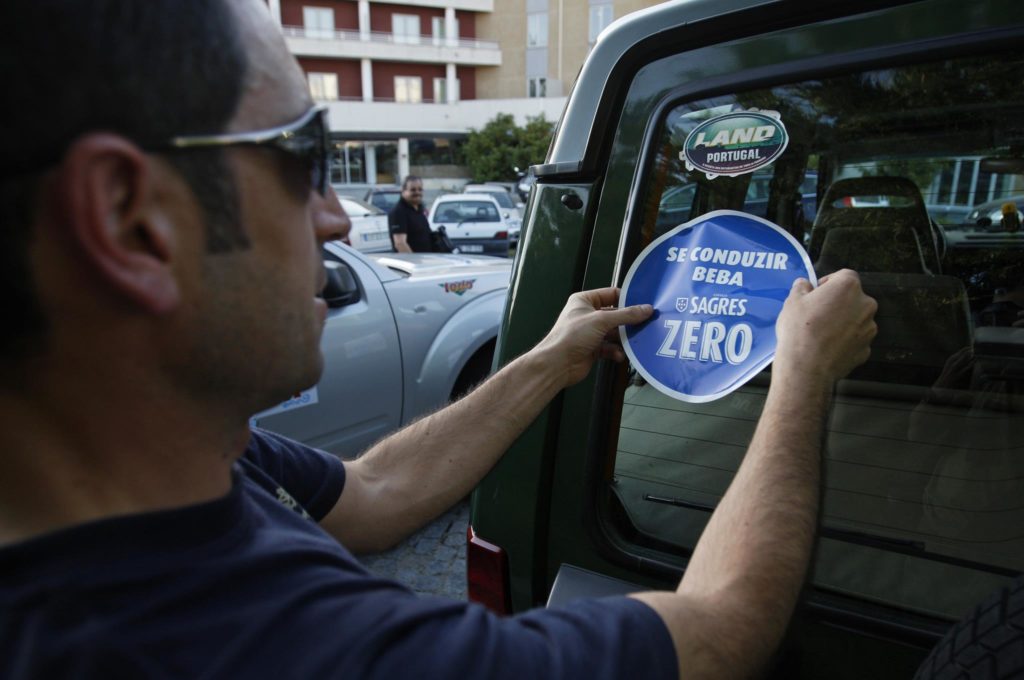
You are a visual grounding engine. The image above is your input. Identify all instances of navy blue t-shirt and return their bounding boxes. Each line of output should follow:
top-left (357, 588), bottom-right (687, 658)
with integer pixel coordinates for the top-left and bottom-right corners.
top-left (0, 429), bottom-right (677, 678)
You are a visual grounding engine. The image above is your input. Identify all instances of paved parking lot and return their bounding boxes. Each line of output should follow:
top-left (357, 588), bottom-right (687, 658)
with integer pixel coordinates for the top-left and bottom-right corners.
top-left (357, 499), bottom-right (469, 600)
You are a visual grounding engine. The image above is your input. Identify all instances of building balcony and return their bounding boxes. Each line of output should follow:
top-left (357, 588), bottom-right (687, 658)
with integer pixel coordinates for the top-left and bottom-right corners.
top-left (283, 27), bottom-right (501, 66)
top-left (321, 96), bottom-right (568, 137)
top-left (367, 0), bottom-right (493, 10)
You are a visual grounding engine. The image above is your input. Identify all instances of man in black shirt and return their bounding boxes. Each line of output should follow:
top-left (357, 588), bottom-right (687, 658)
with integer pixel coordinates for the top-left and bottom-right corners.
top-left (389, 175), bottom-right (433, 252)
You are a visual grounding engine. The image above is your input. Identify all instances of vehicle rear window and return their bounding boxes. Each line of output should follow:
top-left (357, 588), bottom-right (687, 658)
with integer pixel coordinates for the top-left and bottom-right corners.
top-left (434, 201), bottom-right (502, 222)
top-left (469, 190), bottom-right (514, 208)
top-left (605, 50), bottom-right (1024, 622)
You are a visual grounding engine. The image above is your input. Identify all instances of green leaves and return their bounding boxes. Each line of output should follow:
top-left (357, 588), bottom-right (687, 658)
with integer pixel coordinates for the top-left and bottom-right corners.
top-left (465, 113), bottom-right (554, 182)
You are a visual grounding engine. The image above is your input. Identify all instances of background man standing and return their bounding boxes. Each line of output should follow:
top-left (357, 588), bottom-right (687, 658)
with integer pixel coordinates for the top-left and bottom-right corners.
top-left (389, 175), bottom-right (433, 252)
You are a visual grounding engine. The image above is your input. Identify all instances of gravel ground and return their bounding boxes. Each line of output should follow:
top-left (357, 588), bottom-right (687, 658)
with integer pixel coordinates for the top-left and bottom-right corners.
top-left (357, 499), bottom-right (470, 600)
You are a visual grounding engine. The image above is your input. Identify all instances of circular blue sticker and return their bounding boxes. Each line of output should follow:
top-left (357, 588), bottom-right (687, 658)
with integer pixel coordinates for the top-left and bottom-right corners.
top-left (619, 210), bottom-right (815, 403)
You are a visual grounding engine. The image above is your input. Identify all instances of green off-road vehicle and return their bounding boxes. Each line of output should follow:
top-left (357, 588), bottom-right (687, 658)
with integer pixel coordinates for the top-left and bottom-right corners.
top-left (468, 1), bottom-right (1024, 677)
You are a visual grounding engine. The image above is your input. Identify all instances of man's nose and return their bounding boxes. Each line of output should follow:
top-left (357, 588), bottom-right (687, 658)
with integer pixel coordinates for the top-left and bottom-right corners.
top-left (312, 186), bottom-right (351, 244)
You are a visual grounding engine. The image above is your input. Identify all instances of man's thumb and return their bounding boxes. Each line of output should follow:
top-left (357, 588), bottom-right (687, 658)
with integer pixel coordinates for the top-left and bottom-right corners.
top-left (609, 304), bottom-right (654, 328)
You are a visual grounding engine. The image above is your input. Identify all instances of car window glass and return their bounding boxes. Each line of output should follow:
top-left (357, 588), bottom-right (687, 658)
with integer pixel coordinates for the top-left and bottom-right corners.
top-left (435, 201), bottom-right (501, 222)
top-left (471, 190), bottom-right (514, 208)
top-left (606, 50), bottom-right (1024, 622)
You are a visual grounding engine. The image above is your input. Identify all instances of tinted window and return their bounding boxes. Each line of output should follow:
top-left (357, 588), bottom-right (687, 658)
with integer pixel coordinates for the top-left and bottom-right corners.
top-left (606, 51), bottom-right (1024, 621)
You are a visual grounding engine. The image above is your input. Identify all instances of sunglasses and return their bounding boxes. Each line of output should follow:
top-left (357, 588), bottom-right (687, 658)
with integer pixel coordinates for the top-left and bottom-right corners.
top-left (158, 105), bottom-right (331, 196)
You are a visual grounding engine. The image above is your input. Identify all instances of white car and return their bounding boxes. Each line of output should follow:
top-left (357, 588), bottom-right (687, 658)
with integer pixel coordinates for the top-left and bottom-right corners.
top-left (463, 183), bottom-right (524, 221)
top-left (338, 196), bottom-right (391, 253)
top-left (428, 194), bottom-right (519, 256)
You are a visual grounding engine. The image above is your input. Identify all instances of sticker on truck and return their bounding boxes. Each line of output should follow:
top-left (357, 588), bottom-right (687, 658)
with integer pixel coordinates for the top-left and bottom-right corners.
top-left (619, 210), bottom-right (814, 403)
top-left (681, 109), bottom-right (789, 179)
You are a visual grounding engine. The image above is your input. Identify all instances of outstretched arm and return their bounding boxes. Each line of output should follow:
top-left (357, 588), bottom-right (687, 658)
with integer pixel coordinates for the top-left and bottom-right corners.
top-left (321, 288), bottom-right (653, 554)
top-left (631, 269), bottom-right (877, 680)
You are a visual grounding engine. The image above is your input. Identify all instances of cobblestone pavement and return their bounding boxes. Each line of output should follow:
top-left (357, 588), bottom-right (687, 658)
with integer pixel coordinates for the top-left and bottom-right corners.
top-left (358, 499), bottom-right (469, 600)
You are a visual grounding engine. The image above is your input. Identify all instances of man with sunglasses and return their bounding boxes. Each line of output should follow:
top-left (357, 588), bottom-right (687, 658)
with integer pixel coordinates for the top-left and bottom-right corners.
top-left (0, 1), bottom-right (877, 678)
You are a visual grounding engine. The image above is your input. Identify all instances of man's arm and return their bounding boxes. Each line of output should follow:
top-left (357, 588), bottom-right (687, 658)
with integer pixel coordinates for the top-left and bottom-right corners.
top-left (390, 232), bottom-right (412, 253)
top-left (321, 288), bottom-right (653, 553)
top-left (630, 270), bottom-right (877, 680)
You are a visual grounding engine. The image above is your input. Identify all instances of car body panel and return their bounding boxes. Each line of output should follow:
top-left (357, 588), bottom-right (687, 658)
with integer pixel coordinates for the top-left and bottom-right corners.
top-left (254, 246), bottom-right (511, 458)
top-left (338, 196), bottom-right (391, 253)
top-left (253, 248), bottom-right (403, 456)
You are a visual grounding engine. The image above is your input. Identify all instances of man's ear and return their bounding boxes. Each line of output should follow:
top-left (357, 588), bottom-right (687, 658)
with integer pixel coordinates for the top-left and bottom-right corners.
top-left (55, 134), bottom-right (180, 314)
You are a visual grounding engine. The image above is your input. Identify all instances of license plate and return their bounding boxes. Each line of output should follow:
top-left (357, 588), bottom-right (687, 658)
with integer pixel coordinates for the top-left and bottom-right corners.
top-left (362, 232), bottom-right (388, 242)
top-left (461, 244), bottom-right (484, 253)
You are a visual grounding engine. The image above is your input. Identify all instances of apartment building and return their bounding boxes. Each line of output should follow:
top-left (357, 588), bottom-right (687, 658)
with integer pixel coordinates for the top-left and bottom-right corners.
top-left (268, 0), bottom-right (657, 185)
top-left (476, 0), bottom-right (664, 100)
top-left (268, 0), bottom-right (562, 186)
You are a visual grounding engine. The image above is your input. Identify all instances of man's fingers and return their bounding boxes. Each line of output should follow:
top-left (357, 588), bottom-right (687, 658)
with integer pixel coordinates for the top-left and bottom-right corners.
top-left (600, 304), bottom-right (653, 329)
top-left (574, 287), bottom-right (621, 309)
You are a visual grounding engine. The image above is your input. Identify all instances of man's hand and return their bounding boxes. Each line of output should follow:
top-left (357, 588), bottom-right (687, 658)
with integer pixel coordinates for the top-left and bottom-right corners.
top-left (533, 287), bottom-right (653, 388)
top-left (775, 269), bottom-right (878, 386)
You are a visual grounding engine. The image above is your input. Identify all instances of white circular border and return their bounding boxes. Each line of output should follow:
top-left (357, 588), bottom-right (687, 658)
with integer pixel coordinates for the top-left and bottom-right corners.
top-left (618, 209), bottom-right (817, 404)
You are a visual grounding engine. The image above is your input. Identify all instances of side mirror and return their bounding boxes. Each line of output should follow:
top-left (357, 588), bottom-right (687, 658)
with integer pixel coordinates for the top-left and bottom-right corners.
top-left (322, 260), bottom-right (360, 308)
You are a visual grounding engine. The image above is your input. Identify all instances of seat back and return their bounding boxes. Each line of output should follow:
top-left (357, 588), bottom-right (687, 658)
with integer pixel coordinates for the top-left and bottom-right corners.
top-left (815, 224), bottom-right (928, 275)
top-left (810, 176), bottom-right (941, 273)
top-left (851, 273), bottom-right (972, 386)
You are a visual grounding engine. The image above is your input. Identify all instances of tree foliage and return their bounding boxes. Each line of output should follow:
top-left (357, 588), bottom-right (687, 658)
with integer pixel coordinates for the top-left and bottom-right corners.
top-left (465, 113), bottom-right (554, 182)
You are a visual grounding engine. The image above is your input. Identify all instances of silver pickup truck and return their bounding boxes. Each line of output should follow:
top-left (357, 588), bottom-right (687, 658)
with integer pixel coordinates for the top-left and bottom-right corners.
top-left (253, 244), bottom-right (512, 458)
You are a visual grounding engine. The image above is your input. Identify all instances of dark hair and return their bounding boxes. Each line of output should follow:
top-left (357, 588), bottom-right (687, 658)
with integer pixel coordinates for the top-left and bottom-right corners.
top-left (0, 0), bottom-right (249, 359)
top-left (402, 175), bottom-right (423, 189)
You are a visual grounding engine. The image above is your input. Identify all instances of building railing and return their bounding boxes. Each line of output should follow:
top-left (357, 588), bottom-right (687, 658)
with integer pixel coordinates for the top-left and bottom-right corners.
top-left (282, 26), bottom-right (499, 51)
top-left (314, 95), bottom-right (461, 104)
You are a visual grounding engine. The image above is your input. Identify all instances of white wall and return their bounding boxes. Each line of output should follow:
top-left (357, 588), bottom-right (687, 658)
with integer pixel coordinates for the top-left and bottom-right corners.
top-left (325, 97), bottom-right (568, 136)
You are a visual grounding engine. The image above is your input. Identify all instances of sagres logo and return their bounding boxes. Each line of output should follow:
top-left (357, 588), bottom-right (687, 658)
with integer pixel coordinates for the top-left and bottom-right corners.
top-left (440, 279), bottom-right (476, 295)
top-left (681, 109), bottom-right (788, 180)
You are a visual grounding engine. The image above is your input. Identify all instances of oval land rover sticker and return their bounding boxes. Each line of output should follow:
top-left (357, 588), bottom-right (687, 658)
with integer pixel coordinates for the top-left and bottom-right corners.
top-left (681, 110), bottom-right (788, 180)
top-left (619, 210), bottom-right (815, 403)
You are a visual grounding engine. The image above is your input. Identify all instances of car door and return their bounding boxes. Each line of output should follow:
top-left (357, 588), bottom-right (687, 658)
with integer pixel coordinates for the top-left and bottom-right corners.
top-left (252, 244), bottom-right (403, 458)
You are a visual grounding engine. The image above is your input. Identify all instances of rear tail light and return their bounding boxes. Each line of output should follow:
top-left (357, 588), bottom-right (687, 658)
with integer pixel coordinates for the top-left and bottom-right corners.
top-left (841, 196), bottom-right (853, 207)
top-left (467, 525), bottom-right (512, 615)
top-left (493, 231), bottom-right (508, 240)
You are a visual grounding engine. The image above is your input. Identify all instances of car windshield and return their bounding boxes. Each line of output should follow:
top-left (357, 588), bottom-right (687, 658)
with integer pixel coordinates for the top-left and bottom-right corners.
top-left (469, 190), bottom-right (514, 208)
top-left (434, 201), bottom-right (501, 223)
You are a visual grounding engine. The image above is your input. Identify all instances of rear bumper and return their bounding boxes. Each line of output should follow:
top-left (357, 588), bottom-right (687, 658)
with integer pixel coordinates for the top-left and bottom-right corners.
top-left (452, 238), bottom-right (511, 257)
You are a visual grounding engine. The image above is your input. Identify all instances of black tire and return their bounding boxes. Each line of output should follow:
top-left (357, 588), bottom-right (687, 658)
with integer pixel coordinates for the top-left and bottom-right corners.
top-left (915, 577), bottom-right (1024, 679)
top-left (450, 340), bottom-right (495, 401)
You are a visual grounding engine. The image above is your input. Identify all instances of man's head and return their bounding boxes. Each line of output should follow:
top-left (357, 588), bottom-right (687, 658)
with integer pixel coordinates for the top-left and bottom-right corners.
top-left (2, 0), bottom-right (344, 417)
top-left (1, 0), bottom-right (249, 363)
top-left (401, 175), bottom-right (425, 209)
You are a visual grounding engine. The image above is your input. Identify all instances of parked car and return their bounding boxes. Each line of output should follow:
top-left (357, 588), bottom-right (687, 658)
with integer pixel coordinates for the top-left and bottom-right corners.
top-left (470, 2), bottom-right (1024, 679)
top-left (515, 168), bottom-right (536, 203)
top-left (428, 193), bottom-right (518, 256)
top-left (962, 194), bottom-right (1024, 230)
top-left (463, 183), bottom-right (524, 221)
top-left (252, 244), bottom-right (511, 458)
top-left (655, 172), bottom-right (818, 235)
top-left (364, 185), bottom-right (401, 212)
top-left (337, 196), bottom-right (391, 253)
